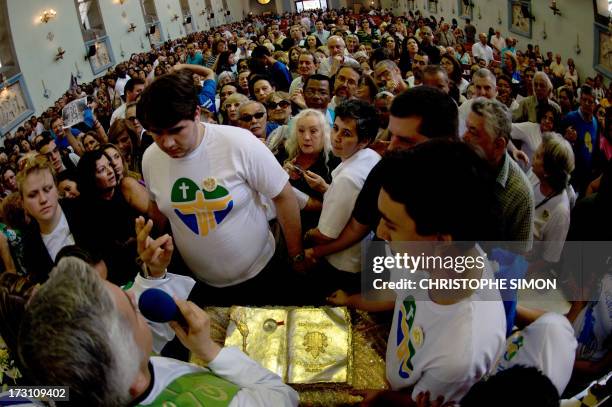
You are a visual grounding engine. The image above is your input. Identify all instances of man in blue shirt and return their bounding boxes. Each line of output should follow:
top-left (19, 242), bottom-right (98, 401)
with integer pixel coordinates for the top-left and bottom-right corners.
top-left (249, 46), bottom-right (292, 92)
top-left (562, 84), bottom-right (598, 194)
top-left (185, 43), bottom-right (205, 66)
top-left (172, 64), bottom-right (217, 114)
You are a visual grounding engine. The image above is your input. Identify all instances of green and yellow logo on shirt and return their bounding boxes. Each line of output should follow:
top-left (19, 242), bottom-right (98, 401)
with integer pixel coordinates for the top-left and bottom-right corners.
top-left (171, 177), bottom-right (233, 237)
top-left (396, 296), bottom-right (417, 379)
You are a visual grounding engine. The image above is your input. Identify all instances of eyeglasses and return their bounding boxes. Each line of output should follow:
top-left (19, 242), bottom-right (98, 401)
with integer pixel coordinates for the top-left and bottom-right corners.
top-left (239, 111), bottom-right (265, 122)
top-left (267, 100), bottom-right (291, 110)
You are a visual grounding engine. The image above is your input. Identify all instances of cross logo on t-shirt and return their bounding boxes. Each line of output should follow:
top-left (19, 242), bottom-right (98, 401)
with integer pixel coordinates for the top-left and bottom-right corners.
top-left (171, 177), bottom-right (234, 237)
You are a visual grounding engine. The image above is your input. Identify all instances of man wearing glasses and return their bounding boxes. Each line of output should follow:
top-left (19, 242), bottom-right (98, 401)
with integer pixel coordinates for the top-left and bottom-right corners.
top-left (237, 101), bottom-right (276, 143)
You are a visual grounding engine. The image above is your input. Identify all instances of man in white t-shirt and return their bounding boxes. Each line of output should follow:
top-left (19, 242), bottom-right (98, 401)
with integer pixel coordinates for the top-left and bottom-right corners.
top-left (329, 139), bottom-right (506, 405)
top-left (490, 30), bottom-right (505, 54)
top-left (114, 63), bottom-right (132, 97)
top-left (570, 273), bottom-right (612, 383)
top-left (110, 78), bottom-right (145, 126)
top-left (137, 70), bottom-right (305, 306)
top-left (318, 36), bottom-right (359, 78)
top-left (472, 33), bottom-right (494, 66)
top-left (289, 50), bottom-right (319, 95)
top-left (346, 141), bottom-right (506, 405)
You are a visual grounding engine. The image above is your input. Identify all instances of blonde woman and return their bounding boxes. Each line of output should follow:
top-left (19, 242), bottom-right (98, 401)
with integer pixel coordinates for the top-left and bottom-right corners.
top-left (222, 93), bottom-right (249, 126)
top-left (282, 109), bottom-right (335, 230)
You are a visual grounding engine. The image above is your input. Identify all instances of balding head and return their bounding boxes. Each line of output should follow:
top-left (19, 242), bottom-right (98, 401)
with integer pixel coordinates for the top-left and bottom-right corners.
top-left (327, 35), bottom-right (346, 57)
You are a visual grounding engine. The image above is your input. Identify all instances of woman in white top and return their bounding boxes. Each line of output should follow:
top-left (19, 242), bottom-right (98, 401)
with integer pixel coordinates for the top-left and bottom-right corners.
top-left (304, 100), bottom-right (381, 293)
top-left (510, 104), bottom-right (558, 166)
top-left (529, 132), bottom-right (575, 269)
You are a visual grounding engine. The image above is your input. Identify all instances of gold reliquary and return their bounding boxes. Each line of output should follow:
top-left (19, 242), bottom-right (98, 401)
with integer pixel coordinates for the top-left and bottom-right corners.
top-left (225, 306), bottom-right (353, 384)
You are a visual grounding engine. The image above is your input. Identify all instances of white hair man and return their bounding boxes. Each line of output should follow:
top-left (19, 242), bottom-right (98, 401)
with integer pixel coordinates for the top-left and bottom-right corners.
top-left (317, 35), bottom-right (359, 77)
top-left (463, 97), bottom-right (534, 251)
top-left (436, 22), bottom-right (456, 47)
top-left (373, 60), bottom-right (408, 95)
top-left (512, 71), bottom-right (561, 123)
top-left (17, 219), bottom-right (299, 406)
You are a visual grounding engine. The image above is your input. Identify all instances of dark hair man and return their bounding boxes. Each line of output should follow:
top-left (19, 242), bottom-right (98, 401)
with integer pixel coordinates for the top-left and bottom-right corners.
top-left (562, 84), bottom-right (600, 194)
top-left (110, 78), bottom-right (146, 125)
top-left (137, 71), bottom-right (305, 306)
top-left (248, 45), bottom-right (292, 91)
top-left (331, 64), bottom-right (362, 111)
top-left (301, 74), bottom-right (333, 125)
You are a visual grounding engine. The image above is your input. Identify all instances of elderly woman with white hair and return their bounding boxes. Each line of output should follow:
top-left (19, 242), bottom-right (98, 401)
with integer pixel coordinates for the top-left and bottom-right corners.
top-left (282, 109), bottom-right (337, 230)
top-left (528, 132), bottom-right (575, 272)
top-left (512, 71), bottom-right (561, 123)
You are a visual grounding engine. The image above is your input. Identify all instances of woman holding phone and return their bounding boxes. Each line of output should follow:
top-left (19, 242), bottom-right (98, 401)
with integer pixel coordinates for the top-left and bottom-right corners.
top-left (282, 109), bottom-right (337, 231)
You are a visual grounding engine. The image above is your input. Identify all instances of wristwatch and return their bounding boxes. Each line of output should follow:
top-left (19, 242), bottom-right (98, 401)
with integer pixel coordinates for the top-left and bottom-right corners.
top-left (291, 252), bottom-right (305, 263)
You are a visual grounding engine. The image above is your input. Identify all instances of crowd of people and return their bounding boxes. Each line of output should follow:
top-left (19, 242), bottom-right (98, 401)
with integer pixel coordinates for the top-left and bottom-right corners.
top-left (0, 6), bottom-right (609, 407)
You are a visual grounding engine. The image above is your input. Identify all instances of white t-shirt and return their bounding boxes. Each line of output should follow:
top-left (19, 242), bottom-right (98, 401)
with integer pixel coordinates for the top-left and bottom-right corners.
top-left (530, 173), bottom-right (571, 263)
top-left (318, 56), bottom-right (359, 77)
top-left (573, 274), bottom-right (612, 363)
top-left (491, 35), bottom-right (505, 52)
top-left (386, 246), bottom-right (506, 402)
top-left (511, 122), bottom-right (543, 165)
top-left (471, 43), bottom-right (494, 65)
top-left (115, 75), bottom-right (131, 96)
top-left (143, 123), bottom-right (289, 287)
top-left (142, 349), bottom-right (299, 406)
top-left (319, 148), bottom-right (381, 272)
top-left (110, 103), bottom-right (127, 126)
top-left (41, 209), bottom-right (75, 262)
top-left (496, 312), bottom-right (577, 395)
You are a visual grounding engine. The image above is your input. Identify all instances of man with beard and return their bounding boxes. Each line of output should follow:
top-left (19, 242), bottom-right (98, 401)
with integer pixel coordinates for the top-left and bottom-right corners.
top-left (114, 63), bottom-right (132, 97)
top-left (329, 64), bottom-right (361, 112)
top-left (407, 52), bottom-right (428, 88)
top-left (373, 60), bottom-right (408, 96)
